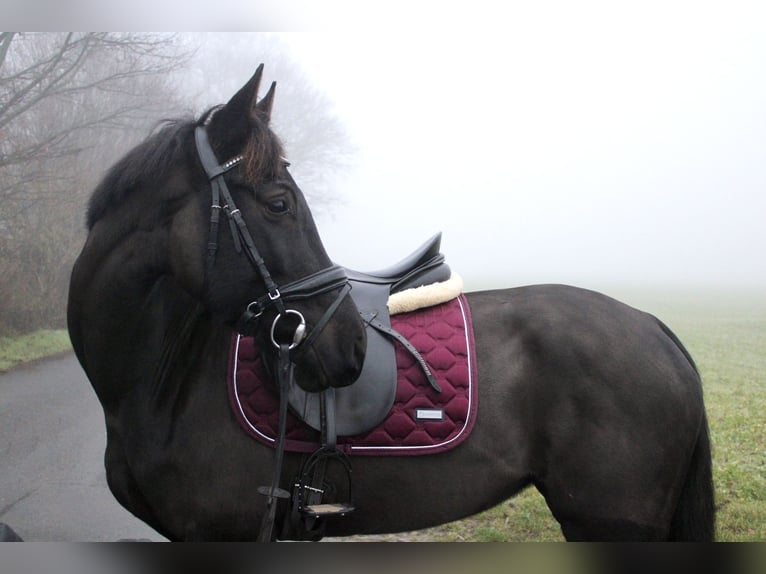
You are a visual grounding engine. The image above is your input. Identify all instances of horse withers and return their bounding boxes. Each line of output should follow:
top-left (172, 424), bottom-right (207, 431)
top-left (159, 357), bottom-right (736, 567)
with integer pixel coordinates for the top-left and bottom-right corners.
top-left (67, 65), bottom-right (714, 541)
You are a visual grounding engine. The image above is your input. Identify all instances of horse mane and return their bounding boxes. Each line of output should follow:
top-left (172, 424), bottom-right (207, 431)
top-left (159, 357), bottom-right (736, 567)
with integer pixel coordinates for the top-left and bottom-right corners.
top-left (85, 107), bottom-right (286, 230)
top-left (86, 117), bottom-right (197, 230)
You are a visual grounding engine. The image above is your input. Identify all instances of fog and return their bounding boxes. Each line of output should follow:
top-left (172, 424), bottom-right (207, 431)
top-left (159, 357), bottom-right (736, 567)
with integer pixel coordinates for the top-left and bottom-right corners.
top-left (272, 15), bottom-right (766, 291)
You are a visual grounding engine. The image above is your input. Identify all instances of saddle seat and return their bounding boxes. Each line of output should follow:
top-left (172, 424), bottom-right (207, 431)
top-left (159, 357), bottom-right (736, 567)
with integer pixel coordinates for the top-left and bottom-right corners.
top-left (344, 232), bottom-right (451, 293)
top-left (286, 233), bottom-right (453, 439)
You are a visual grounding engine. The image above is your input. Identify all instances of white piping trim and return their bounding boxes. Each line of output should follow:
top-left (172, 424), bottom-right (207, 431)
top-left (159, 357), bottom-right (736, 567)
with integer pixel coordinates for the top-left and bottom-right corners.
top-left (231, 295), bottom-right (475, 453)
top-left (232, 334), bottom-right (276, 444)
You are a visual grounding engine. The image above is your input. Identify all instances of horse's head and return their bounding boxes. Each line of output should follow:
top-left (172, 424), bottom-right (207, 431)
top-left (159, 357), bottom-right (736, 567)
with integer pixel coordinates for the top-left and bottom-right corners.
top-left (169, 65), bottom-right (365, 391)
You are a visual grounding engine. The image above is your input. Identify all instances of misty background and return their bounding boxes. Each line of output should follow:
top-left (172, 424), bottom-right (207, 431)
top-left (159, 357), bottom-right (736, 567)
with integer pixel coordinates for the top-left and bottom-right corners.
top-left (183, 17), bottom-right (766, 291)
top-left (1, 10), bottom-right (764, 334)
top-left (282, 21), bottom-right (766, 291)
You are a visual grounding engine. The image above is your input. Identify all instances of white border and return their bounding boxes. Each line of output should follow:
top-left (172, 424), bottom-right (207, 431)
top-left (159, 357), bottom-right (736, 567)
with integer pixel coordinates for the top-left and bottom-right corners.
top-left (232, 334), bottom-right (277, 444)
top-left (231, 295), bottom-right (475, 453)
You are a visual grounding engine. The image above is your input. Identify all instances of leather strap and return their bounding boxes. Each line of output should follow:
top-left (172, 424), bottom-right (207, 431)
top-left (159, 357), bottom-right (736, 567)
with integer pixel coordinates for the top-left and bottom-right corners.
top-left (257, 343), bottom-right (293, 542)
top-left (292, 283), bottom-right (351, 360)
top-left (320, 388), bottom-right (337, 449)
top-left (364, 313), bottom-right (442, 393)
top-left (195, 125), bottom-right (352, 338)
top-left (195, 126), bottom-right (283, 307)
top-left (195, 124), bottom-right (359, 542)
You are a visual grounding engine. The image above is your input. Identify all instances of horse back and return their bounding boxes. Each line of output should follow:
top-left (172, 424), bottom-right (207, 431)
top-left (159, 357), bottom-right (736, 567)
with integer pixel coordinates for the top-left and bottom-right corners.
top-left (465, 284), bottom-right (706, 538)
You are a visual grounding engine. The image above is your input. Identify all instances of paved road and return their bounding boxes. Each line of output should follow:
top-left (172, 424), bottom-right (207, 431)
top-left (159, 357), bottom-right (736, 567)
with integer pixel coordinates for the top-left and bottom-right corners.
top-left (0, 354), bottom-right (165, 541)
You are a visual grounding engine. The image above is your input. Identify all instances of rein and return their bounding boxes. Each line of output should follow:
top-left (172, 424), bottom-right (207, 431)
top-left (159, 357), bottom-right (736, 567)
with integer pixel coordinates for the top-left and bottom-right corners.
top-left (194, 125), bottom-right (352, 541)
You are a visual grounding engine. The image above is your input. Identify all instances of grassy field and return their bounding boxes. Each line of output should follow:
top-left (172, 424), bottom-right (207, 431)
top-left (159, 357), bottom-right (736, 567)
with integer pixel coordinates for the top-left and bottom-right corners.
top-left (0, 329), bottom-right (72, 371)
top-left (354, 287), bottom-right (766, 541)
top-left (661, 289), bottom-right (766, 542)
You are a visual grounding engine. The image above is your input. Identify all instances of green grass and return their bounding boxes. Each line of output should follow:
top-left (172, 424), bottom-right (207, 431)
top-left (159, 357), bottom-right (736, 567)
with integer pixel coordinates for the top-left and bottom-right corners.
top-left (645, 289), bottom-right (766, 542)
top-left (0, 329), bottom-right (72, 371)
top-left (412, 488), bottom-right (565, 542)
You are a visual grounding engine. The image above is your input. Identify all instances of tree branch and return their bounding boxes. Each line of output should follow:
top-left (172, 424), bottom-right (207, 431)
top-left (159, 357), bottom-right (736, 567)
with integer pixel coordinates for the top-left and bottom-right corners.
top-left (0, 32), bottom-right (16, 69)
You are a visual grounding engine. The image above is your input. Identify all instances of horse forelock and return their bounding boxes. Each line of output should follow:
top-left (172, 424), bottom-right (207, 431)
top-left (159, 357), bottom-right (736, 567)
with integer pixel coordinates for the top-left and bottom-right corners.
top-left (207, 107), bottom-right (286, 185)
top-left (241, 120), bottom-right (287, 185)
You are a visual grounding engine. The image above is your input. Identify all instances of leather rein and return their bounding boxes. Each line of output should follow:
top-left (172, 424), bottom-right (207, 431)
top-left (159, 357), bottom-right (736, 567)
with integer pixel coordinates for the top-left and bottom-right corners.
top-left (194, 125), bottom-right (353, 541)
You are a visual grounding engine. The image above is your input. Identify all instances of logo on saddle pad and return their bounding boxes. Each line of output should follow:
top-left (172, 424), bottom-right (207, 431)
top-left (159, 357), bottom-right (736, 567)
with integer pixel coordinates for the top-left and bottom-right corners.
top-left (227, 295), bottom-right (478, 456)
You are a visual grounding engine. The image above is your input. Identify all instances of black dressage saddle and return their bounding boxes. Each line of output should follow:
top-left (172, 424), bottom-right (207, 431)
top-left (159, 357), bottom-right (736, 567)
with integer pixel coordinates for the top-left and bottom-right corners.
top-left (286, 233), bottom-right (451, 440)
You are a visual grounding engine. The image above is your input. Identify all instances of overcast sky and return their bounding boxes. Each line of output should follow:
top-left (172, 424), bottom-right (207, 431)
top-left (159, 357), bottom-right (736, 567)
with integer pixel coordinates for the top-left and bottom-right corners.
top-left (274, 11), bottom-right (766, 291)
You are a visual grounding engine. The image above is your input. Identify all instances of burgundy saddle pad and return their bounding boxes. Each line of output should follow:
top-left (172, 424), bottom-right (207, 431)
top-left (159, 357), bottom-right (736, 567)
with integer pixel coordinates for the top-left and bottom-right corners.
top-left (227, 294), bottom-right (478, 456)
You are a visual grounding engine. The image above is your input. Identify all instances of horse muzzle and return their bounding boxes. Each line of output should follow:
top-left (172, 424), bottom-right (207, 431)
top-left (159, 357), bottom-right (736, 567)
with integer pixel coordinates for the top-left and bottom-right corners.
top-left (293, 329), bottom-right (366, 392)
top-left (236, 264), bottom-right (366, 392)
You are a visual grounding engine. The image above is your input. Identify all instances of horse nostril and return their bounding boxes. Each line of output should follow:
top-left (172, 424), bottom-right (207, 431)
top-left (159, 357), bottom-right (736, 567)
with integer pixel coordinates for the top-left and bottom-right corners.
top-left (347, 362), bottom-right (363, 385)
top-left (349, 337), bottom-right (366, 382)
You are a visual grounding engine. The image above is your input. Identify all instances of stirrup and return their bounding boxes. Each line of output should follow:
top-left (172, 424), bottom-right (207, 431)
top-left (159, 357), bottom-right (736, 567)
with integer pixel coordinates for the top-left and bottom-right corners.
top-left (293, 447), bottom-right (354, 519)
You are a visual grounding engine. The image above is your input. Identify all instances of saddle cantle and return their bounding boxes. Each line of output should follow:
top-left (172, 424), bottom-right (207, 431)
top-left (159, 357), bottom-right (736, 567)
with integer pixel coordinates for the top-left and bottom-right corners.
top-left (286, 233), bottom-right (452, 437)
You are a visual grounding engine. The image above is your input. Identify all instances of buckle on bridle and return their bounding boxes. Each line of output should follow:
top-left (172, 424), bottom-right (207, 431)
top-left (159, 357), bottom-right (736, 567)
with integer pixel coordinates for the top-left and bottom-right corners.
top-left (246, 300), bottom-right (266, 319)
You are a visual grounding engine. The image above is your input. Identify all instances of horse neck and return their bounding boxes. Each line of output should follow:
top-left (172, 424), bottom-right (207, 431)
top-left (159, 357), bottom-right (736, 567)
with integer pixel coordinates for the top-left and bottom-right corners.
top-left (145, 291), bottom-right (228, 410)
top-left (70, 210), bottom-right (227, 411)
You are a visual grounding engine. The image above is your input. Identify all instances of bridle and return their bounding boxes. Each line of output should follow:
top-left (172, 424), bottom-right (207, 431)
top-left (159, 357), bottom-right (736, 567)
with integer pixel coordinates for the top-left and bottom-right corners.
top-left (194, 125), bottom-right (352, 350)
top-left (195, 124), bottom-right (356, 541)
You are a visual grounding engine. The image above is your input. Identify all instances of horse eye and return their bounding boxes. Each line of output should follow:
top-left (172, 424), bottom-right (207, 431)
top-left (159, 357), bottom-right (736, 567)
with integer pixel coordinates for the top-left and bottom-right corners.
top-left (266, 198), bottom-right (289, 215)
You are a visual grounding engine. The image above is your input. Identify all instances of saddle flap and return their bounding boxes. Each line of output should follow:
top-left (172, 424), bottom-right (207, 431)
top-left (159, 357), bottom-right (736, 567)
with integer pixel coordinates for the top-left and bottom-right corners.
top-left (286, 278), bottom-right (398, 436)
top-left (286, 234), bottom-right (457, 436)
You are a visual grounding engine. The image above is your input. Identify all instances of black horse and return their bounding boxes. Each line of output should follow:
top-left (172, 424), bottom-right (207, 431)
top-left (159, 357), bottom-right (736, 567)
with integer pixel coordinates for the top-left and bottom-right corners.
top-left (67, 66), bottom-right (714, 541)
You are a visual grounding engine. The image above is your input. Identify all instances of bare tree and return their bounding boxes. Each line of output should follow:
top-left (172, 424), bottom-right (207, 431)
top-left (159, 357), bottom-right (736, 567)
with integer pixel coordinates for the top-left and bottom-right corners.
top-left (0, 33), bottom-right (192, 222)
top-left (0, 32), bottom-right (192, 333)
top-left (0, 32), bottom-right (354, 334)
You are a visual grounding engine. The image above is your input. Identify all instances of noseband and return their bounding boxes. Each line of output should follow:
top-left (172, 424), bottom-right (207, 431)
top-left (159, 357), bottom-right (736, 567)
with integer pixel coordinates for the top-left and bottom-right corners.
top-left (194, 125), bottom-right (351, 350)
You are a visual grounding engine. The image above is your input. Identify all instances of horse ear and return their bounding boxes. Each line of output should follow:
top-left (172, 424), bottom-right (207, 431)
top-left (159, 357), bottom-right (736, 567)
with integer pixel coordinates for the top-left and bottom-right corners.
top-left (206, 65), bottom-right (267, 156)
top-left (221, 64), bottom-right (264, 122)
top-left (254, 81), bottom-right (276, 123)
